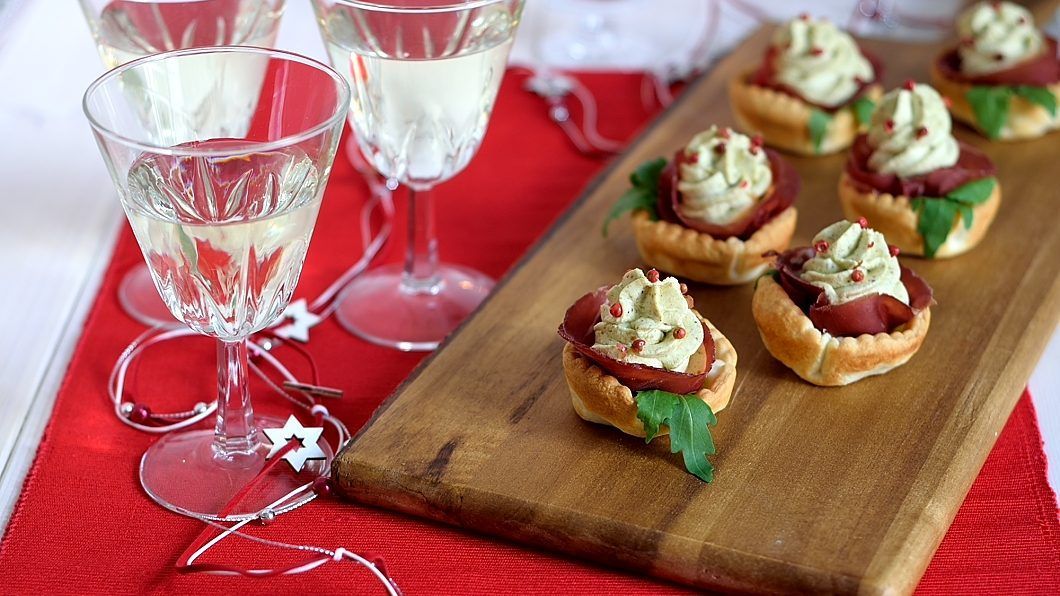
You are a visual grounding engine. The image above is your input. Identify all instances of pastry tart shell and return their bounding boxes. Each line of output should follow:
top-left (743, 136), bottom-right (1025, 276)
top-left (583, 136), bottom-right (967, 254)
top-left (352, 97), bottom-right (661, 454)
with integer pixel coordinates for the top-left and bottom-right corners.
top-left (630, 206), bottom-right (797, 285)
top-left (562, 316), bottom-right (737, 438)
top-left (837, 171), bottom-right (1001, 259)
top-left (751, 275), bottom-right (931, 387)
top-left (931, 61), bottom-right (1060, 140)
top-left (728, 74), bottom-right (882, 156)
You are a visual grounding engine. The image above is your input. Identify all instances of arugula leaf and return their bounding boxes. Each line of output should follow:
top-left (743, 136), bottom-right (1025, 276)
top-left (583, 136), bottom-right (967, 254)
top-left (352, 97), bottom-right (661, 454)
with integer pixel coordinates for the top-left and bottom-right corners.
top-left (852, 97), bottom-right (876, 127)
top-left (635, 389), bottom-right (718, 482)
top-left (946, 177), bottom-right (996, 205)
top-left (967, 85), bottom-right (1012, 140)
top-left (911, 197), bottom-right (960, 258)
top-left (636, 390), bottom-right (675, 441)
top-left (808, 108), bottom-right (831, 154)
top-left (957, 203), bottom-right (975, 230)
top-left (603, 157), bottom-right (666, 237)
top-left (1013, 85), bottom-right (1058, 117)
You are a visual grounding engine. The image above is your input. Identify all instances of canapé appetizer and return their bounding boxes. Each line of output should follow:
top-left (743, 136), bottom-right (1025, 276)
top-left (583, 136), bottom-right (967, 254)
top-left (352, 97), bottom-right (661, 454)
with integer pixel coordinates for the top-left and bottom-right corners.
top-left (752, 220), bottom-right (933, 386)
top-left (729, 14), bottom-right (883, 155)
top-left (606, 126), bottom-right (799, 285)
top-left (838, 82), bottom-right (1000, 258)
top-left (558, 268), bottom-right (737, 481)
top-left (932, 1), bottom-right (1060, 140)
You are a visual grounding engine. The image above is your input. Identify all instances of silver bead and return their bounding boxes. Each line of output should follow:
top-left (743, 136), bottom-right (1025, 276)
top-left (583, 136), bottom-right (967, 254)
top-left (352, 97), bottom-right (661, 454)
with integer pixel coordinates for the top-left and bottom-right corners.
top-left (120, 402), bottom-right (134, 416)
top-left (258, 509), bottom-right (276, 525)
top-left (193, 402), bottom-right (208, 414)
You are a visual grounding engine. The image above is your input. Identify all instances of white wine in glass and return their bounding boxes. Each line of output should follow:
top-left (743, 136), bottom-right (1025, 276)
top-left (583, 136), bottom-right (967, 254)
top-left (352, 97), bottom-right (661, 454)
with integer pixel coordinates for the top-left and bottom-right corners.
top-left (313, 0), bottom-right (524, 351)
top-left (79, 0), bottom-right (287, 327)
top-left (84, 47), bottom-right (349, 519)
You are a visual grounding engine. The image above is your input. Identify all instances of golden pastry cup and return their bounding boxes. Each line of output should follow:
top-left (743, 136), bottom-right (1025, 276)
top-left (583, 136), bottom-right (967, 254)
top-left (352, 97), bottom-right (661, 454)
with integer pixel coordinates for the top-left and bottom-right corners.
top-left (562, 315), bottom-right (737, 438)
top-left (751, 275), bottom-right (931, 387)
top-left (630, 206), bottom-right (797, 285)
top-left (931, 60), bottom-right (1060, 141)
top-left (728, 74), bottom-right (883, 156)
top-left (837, 172), bottom-right (1001, 259)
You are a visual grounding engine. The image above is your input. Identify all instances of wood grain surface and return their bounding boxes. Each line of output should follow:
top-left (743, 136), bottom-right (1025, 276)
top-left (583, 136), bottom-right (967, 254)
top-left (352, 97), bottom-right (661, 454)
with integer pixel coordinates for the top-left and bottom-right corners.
top-left (333, 25), bottom-right (1060, 594)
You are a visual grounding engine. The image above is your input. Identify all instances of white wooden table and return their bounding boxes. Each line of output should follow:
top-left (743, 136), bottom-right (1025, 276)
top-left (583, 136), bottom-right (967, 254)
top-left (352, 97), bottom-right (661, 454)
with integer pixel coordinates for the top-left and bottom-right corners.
top-left (0, 1), bottom-right (1055, 530)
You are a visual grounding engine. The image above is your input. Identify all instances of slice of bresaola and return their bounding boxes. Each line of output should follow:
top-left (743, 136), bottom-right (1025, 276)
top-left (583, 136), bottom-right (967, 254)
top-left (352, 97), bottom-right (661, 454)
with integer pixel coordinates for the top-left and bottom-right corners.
top-left (747, 46), bottom-right (885, 112)
top-left (656, 148), bottom-right (800, 241)
top-left (936, 37), bottom-right (1059, 87)
top-left (558, 288), bottom-right (715, 394)
top-left (844, 134), bottom-right (996, 198)
top-left (774, 247), bottom-right (933, 337)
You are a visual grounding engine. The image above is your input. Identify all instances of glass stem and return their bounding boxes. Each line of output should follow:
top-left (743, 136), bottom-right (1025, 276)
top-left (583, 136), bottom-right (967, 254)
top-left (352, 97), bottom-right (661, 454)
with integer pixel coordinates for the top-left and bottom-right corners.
top-left (402, 184), bottom-right (440, 292)
top-left (214, 338), bottom-right (256, 456)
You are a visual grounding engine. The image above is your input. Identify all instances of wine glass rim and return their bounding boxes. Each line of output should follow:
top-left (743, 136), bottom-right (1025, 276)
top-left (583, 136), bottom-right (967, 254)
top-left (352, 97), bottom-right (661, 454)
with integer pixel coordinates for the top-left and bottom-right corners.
top-left (328, 0), bottom-right (510, 14)
top-left (82, 45), bottom-right (351, 158)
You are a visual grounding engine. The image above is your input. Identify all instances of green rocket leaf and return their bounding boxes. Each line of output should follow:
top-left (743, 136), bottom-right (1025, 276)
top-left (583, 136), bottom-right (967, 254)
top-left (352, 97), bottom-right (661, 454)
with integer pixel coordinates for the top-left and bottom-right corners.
top-left (603, 157), bottom-right (666, 237)
top-left (1013, 85), bottom-right (1058, 117)
top-left (635, 389), bottom-right (718, 482)
top-left (967, 85), bottom-right (1012, 140)
top-left (911, 197), bottom-right (960, 259)
top-left (852, 96), bottom-right (876, 127)
top-left (946, 177), bottom-right (996, 205)
top-left (808, 108), bottom-right (831, 154)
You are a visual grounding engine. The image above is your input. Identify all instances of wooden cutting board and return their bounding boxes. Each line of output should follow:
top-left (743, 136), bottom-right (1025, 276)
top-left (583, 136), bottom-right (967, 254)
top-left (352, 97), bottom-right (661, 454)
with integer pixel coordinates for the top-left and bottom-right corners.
top-left (332, 24), bottom-right (1060, 595)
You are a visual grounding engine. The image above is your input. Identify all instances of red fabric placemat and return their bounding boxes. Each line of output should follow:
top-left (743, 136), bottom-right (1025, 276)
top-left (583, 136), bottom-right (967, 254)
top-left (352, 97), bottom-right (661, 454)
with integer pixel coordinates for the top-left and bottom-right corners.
top-left (1, 72), bottom-right (1057, 594)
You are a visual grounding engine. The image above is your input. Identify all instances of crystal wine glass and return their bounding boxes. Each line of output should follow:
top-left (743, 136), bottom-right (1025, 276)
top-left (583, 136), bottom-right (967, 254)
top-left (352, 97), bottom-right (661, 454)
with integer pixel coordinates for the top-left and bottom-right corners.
top-left (311, 0), bottom-right (525, 351)
top-left (83, 47), bottom-right (350, 519)
top-left (79, 0), bottom-right (287, 327)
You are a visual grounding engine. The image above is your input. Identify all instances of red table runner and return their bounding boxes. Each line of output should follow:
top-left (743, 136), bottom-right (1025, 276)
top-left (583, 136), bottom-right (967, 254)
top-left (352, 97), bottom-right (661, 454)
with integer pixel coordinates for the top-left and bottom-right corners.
top-left (1, 73), bottom-right (1057, 594)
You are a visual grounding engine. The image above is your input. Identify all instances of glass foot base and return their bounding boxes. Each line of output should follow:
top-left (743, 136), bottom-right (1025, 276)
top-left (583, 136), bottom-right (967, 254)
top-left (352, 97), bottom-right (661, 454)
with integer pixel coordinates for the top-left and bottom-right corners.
top-left (118, 265), bottom-right (175, 327)
top-left (139, 416), bottom-right (331, 520)
top-left (336, 263), bottom-right (494, 351)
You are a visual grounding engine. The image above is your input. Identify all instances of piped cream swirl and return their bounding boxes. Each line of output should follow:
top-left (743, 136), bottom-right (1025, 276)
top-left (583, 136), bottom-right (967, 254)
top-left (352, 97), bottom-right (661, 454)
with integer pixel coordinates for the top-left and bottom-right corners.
top-left (677, 126), bottom-right (772, 225)
top-left (593, 269), bottom-right (704, 372)
top-left (770, 16), bottom-right (874, 108)
top-left (800, 220), bottom-right (908, 306)
top-left (957, 1), bottom-right (1044, 76)
top-left (866, 83), bottom-right (959, 178)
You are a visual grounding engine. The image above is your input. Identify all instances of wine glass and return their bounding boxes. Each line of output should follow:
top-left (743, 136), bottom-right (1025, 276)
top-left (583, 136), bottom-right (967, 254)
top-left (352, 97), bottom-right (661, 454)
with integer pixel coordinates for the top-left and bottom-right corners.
top-left (79, 0), bottom-right (287, 327)
top-left (83, 47), bottom-right (350, 519)
top-left (311, 0), bottom-right (525, 351)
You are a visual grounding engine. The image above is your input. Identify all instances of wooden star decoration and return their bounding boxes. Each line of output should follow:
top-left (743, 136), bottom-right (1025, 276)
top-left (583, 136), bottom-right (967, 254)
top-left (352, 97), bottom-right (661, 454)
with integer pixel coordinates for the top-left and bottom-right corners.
top-left (263, 415), bottom-right (327, 473)
top-left (272, 299), bottom-right (322, 343)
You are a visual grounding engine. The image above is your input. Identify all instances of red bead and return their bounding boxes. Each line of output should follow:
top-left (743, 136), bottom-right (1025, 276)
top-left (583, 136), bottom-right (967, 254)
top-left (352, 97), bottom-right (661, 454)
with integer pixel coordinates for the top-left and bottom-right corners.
top-left (751, 134), bottom-right (763, 147)
top-left (814, 240), bottom-right (829, 253)
top-left (609, 303), bottom-right (623, 318)
top-left (646, 268), bottom-right (660, 282)
top-left (739, 180), bottom-right (749, 189)
top-left (312, 476), bottom-right (333, 498)
top-left (686, 151), bottom-right (699, 164)
top-left (713, 142), bottom-right (726, 155)
top-left (884, 119), bottom-right (895, 133)
top-left (903, 79), bottom-right (916, 91)
top-left (673, 327), bottom-right (686, 340)
top-left (916, 126), bottom-right (929, 139)
top-left (810, 46), bottom-right (823, 56)
top-left (858, 217), bottom-right (869, 228)
top-left (889, 245), bottom-right (901, 257)
top-left (632, 339), bottom-right (646, 352)
top-left (851, 269), bottom-right (865, 282)
top-left (130, 404), bottom-right (151, 424)
top-left (679, 283), bottom-right (689, 295)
